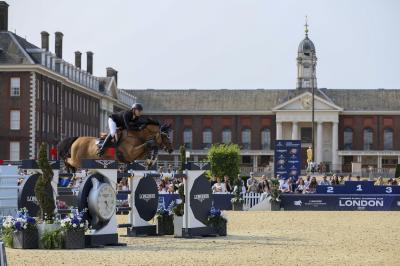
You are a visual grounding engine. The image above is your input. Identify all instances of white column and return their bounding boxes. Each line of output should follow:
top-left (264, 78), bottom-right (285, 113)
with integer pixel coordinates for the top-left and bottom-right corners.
top-left (398, 156), bottom-right (400, 165)
top-left (253, 155), bottom-right (258, 172)
top-left (316, 122), bottom-right (323, 163)
top-left (377, 155), bottom-right (382, 169)
top-left (331, 122), bottom-right (339, 171)
top-left (357, 156), bottom-right (362, 163)
top-left (292, 121), bottom-right (299, 140)
top-left (276, 122), bottom-right (283, 140)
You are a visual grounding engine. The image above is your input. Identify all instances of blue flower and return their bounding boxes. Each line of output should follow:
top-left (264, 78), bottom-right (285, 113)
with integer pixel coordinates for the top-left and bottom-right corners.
top-left (15, 221), bottom-right (22, 230)
top-left (27, 217), bottom-right (36, 225)
top-left (209, 207), bottom-right (221, 217)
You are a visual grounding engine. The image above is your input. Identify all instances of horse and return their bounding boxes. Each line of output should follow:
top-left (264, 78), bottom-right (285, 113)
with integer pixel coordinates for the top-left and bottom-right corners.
top-left (58, 121), bottom-right (173, 172)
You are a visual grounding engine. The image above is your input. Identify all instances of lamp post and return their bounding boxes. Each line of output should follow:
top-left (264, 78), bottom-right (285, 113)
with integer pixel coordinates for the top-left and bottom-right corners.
top-left (184, 151), bottom-right (190, 237)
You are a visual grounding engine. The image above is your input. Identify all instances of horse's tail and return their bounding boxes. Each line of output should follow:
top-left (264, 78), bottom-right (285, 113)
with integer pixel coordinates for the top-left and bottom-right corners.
top-left (58, 137), bottom-right (79, 160)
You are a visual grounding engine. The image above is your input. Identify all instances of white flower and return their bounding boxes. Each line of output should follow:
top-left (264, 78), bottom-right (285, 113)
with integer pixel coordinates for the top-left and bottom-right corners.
top-left (80, 224), bottom-right (84, 228)
top-left (23, 224), bottom-right (27, 229)
top-left (72, 224), bottom-right (77, 228)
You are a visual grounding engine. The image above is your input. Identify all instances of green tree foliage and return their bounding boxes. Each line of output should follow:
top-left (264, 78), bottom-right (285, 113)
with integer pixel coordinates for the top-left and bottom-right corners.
top-left (208, 144), bottom-right (240, 185)
top-left (34, 143), bottom-right (55, 221)
top-left (178, 145), bottom-right (186, 173)
top-left (395, 164), bottom-right (400, 179)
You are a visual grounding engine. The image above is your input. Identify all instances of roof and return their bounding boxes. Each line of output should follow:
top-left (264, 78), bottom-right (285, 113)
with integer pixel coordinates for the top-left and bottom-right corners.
top-left (124, 88), bottom-right (400, 112)
top-left (298, 36), bottom-right (316, 53)
top-left (0, 32), bottom-right (33, 64)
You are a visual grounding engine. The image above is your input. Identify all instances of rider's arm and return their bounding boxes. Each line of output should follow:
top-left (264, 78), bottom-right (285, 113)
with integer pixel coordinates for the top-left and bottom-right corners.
top-left (123, 111), bottom-right (134, 129)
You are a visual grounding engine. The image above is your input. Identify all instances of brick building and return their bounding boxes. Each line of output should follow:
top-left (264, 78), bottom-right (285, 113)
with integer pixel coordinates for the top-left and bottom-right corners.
top-left (125, 25), bottom-right (400, 174)
top-left (0, 2), bottom-right (135, 160)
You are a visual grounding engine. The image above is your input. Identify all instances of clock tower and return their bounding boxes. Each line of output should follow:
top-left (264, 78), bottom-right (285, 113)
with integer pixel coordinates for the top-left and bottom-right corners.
top-left (296, 17), bottom-right (317, 89)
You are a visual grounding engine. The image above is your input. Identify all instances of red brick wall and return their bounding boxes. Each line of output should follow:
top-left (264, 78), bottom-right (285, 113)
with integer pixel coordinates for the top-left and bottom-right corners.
top-left (339, 115), bottom-right (400, 150)
top-left (0, 72), bottom-right (31, 160)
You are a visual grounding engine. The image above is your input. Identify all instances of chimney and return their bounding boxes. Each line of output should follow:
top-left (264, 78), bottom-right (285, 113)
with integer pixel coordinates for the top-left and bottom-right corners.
top-left (0, 1), bottom-right (9, 32)
top-left (74, 51), bottom-right (81, 68)
top-left (54, 31), bottom-right (63, 58)
top-left (86, 51), bottom-right (93, 74)
top-left (106, 67), bottom-right (118, 85)
top-left (41, 31), bottom-right (49, 51)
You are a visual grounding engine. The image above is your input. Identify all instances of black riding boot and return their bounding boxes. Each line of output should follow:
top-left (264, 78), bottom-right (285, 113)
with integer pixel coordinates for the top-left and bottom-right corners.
top-left (97, 134), bottom-right (113, 157)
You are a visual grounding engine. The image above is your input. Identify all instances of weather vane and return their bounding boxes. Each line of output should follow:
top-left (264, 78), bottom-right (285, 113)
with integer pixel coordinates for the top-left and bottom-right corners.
top-left (305, 15), bottom-right (309, 36)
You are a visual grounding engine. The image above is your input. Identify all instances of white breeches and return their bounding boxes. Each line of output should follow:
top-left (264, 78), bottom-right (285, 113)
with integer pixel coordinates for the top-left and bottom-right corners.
top-left (108, 118), bottom-right (117, 136)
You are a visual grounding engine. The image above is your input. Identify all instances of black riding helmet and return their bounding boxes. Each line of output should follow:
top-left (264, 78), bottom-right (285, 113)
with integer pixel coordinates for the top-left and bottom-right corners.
top-left (131, 103), bottom-right (143, 111)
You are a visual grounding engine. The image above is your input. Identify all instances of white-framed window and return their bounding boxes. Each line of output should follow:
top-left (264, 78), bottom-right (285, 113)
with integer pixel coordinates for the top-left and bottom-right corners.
top-left (222, 128), bottom-right (232, 144)
top-left (241, 128), bottom-right (251, 150)
top-left (10, 110), bottom-right (20, 130)
top-left (202, 128), bottom-right (212, 149)
top-left (10, 141), bottom-right (20, 161)
top-left (261, 128), bottom-right (271, 150)
top-left (183, 128), bottom-right (193, 149)
top-left (10, 78), bottom-right (20, 96)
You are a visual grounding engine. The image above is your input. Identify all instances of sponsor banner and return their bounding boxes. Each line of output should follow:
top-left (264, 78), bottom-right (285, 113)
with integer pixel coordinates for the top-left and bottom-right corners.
top-left (134, 176), bottom-right (159, 221)
top-left (281, 194), bottom-right (400, 211)
top-left (316, 181), bottom-right (400, 194)
top-left (190, 174), bottom-right (212, 224)
top-left (274, 140), bottom-right (301, 180)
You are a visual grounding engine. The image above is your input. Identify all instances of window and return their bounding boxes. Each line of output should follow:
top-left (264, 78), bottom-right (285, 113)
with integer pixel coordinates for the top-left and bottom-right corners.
top-left (261, 128), bottom-right (271, 149)
top-left (222, 128), bottom-right (232, 144)
top-left (384, 128), bottom-right (393, 150)
top-left (10, 78), bottom-right (20, 96)
top-left (183, 128), bottom-right (192, 149)
top-left (363, 128), bottom-right (373, 150)
top-left (10, 142), bottom-right (20, 161)
top-left (241, 128), bottom-right (251, 149)
top-left (344, 128), bottom-right (353, 150)
top-left (202, 128), bottom-right (212, 149)
top-left (10, 110), bottom-right (20, 130)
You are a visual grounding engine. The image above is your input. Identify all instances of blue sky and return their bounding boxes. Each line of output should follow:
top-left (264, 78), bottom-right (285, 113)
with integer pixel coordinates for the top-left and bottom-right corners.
top-left (8, 0), bottom-right (400, 90)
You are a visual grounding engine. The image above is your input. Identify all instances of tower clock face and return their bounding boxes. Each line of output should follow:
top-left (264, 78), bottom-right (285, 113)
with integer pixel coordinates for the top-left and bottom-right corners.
top-left (95, 183), bottom-right (116, 220)
top-left (301, 96), bottom-right (312, 109)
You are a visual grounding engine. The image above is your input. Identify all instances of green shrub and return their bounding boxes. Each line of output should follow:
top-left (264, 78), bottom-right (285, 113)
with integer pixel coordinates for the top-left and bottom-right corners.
top-left (207, 144), bottom-right (240, 185)
top-left (34, 143), bottom-right (55, 221)
top-left (41, 229), bottom-right (62, 249)
top-left (395, 164), bottom-right (400, 179)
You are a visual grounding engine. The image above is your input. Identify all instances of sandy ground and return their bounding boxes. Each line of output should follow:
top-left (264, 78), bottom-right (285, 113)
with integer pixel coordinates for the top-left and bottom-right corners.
top-left (6, 212), bottom-right (400, 266)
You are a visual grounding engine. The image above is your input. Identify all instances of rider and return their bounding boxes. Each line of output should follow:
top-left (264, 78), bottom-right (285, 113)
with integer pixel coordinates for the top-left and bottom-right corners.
top-left (97, 103), bottom-right (144, 157)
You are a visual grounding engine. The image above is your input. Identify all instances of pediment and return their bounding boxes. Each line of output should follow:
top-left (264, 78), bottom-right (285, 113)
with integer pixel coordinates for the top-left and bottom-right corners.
top-left (272, 92), bottom-right (343, 112)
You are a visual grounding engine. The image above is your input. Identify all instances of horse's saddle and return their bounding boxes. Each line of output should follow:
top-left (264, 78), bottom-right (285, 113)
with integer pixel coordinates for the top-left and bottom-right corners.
top-left (95, 131), bottom-right (122, 148)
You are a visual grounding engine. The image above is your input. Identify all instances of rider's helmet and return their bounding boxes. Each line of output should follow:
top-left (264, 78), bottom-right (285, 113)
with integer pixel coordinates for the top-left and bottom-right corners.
top-left (131, 103), bottom-right (143, 111)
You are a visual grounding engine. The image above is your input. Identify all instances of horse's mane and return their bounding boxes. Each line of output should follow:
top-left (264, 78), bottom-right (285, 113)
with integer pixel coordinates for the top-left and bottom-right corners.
top-left (146, 117), bottom-right (160, 126)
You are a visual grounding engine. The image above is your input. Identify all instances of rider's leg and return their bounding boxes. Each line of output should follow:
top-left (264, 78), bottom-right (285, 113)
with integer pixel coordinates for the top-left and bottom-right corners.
top-left (97, 119), bottom-right (117, 157)
top-left (108, 118), bottom-right (118, 142)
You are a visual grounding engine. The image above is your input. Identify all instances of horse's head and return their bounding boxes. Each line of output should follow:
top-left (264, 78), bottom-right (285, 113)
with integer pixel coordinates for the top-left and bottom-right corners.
top-left (159, 123), bottom-right (173, 154)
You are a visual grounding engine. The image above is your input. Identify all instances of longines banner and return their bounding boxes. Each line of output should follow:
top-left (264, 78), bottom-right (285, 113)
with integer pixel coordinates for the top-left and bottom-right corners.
top-left (281, 194), bottom-right (400, 211)
top-left (274, 140), bottom-right (301, 180)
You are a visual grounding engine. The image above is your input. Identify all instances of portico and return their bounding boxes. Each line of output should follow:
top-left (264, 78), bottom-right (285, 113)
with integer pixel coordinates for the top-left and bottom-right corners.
top-left (273, 92), bottom-right (343, 170)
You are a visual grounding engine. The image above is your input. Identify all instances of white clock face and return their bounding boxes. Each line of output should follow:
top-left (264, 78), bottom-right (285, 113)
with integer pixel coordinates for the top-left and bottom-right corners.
top-left (96, 184), bottom-right (116, 220)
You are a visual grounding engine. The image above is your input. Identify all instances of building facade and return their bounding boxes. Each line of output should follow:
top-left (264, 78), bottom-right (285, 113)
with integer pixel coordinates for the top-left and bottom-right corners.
top-left (0, 2), bottom-right (135, 160)
top-left (126, 26), bottom-right (400, 174)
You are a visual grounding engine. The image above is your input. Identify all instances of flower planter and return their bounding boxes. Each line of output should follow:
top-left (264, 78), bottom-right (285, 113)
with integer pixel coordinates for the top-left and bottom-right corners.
top-left (157, 215), bottom-right (174, 235)
top-left (37, 223), bottom-right (61, 249)
top-left (210, 221), bottom-right (227, 236)
top-left (270, 201), bottom-right (281, 211)
top-left (63, 230), bottom-right (85, 249)
top-left (173, 215), bottom-right (183, 238)
top-left (12, 229), bottom-right (39, 249)
top-left (232, 202), bottom-right (243, 211)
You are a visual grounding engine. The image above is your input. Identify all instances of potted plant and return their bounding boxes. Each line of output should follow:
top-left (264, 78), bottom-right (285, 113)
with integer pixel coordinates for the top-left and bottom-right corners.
top-left (207, 207), bottom-right (227, 236)
top-left (231, 178), bottom-right (244, 211)
top-left (2, 208), bottom-right (38, 249)
top-left (155, 205), bottom-right (173, 236)
top-left (60, 209), bottom-right (87, 249)
top-left (35, 143), bottom-right (60, 246)
top-left (269, 178), bottom-right (281, 211)
top-left (40, 228), bottom-right (62, 249)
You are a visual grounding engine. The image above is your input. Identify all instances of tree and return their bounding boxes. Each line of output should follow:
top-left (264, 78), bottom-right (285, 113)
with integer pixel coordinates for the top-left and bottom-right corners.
top-left (395, 164), bottom-right (400, 179)
top-left (34, 143), bottom-right (55, 221)
top-left (207, 144), bottom-right (240, 184)
top-left (178, 145), bottom-right (186, 174)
